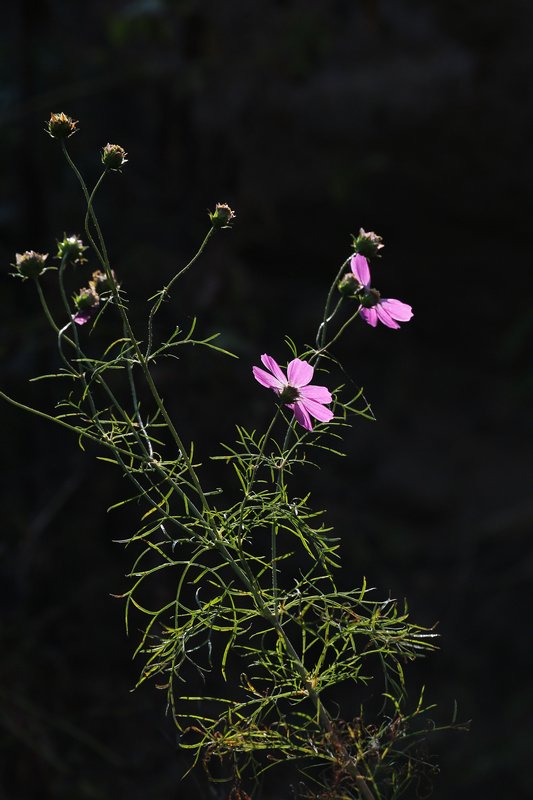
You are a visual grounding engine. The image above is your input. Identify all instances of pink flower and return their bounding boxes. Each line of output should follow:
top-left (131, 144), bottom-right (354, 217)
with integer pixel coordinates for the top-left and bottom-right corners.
top-left (351, 253), bottom-right (413, 329)
top-left (253, 354), bottom-right (334, 431)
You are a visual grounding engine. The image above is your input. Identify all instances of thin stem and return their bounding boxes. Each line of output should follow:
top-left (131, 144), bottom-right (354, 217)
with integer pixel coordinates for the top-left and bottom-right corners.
top-left (0, 388), bottom-right (143, 463)
top-left (146, 225), bottom-right (216, 359)
top-left (33, 278), bottom-right (76, 347)
top-left (269, 415), bottom-right (298, 612)
top-left (53, 250), bottom-right (157, 469)
top-left (62, 141), bottom-right (216, 531)
top-left (317, 305), bottom-right (362, 356)
top-left (316, 255), bottom-right (352, 351)
top-left (87, 187), bottom-right (213, 522)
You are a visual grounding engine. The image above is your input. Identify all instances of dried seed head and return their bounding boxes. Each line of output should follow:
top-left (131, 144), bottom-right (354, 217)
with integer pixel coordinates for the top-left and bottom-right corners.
top-left (101, 143), bottom-right (128, 171)
top-left (46, 112), bottom-right (79, 139)
top-left (89, 269), bottom-right (118, 295)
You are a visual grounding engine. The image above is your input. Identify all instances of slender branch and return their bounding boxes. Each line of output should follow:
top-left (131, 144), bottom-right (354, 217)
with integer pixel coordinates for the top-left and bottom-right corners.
top-left (145, 225), bottom-right (216, 358)
top-left (61, 141), bottom-right (218, 532)
top-left (316, 255), bottom-right (352, 351)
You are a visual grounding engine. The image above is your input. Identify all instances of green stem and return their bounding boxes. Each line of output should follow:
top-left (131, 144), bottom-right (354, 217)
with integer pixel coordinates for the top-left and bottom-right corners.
top-left (33, 278), bottom-right (76, 347)
top-left (316, 255), bottom-right (352, 351)
top-left (146, 225), bottom-right (216, 359)
top-left (0, 389), bottom-right (143, 462)
top-left (269, 415), bottom-right (298, 611)
top-left (314, 305), bottom-right (362, 362)
top-left (62, 142), bottom-right (216, 531)
top-left (52, 247), bottom-right (158, 473)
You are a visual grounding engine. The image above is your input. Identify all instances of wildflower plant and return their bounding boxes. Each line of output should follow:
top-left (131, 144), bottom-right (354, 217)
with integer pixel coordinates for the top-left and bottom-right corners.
top-left (1, 114), bottom-right (465, 799)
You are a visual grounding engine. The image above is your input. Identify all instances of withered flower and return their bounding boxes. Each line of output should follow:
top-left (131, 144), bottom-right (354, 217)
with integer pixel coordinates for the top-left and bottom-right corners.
top-left (101, 144), bottom-right (128, 171)
top-left (46, 112), bottom-right (79, 139)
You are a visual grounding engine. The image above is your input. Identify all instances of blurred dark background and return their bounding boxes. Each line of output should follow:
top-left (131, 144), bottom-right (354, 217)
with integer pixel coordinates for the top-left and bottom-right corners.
top-left (1, 0), bottom-right (532, 798)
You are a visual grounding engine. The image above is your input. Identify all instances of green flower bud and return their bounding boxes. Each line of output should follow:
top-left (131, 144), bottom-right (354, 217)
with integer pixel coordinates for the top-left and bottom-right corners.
top-left (102, 144), bottom-right (128, 171)
top-left (89, 269), bottom-right (118, 294)
top-left (73, 286), bottom-right (99, 310)
top-left (56, 235), bottom-right (88, 266)
top-left (338, 272), bottom-right (363, 297)
top-left (12, 250), bottom-right (49, 280)
top-left (208, 203), bottom-right (236, 228)
top-left (351, 228), bottom-right (384, 258)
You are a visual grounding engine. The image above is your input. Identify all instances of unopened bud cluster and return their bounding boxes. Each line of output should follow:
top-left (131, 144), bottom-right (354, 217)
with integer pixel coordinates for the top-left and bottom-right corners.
top-left (72, 268), bottom-right (119, 326)
top-left (45, 113), bottom-right (128, 176)
top-left (340, 227), bottom-right (384, 301)
top-left (337, 241), bottom-right (413, 329)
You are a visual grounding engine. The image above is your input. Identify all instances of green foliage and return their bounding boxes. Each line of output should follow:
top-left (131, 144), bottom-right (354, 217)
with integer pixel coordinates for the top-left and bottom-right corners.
top-left (0, 116), bottom-right (466, 799)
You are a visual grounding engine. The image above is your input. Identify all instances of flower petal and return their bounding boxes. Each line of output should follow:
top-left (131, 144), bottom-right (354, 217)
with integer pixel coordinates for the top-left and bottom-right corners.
top-left (351, 254), bottom-right (371, 287)
top-left (376, 303), bottom-right (400, 329)
top-left (253, 366), bottom-right (283, 390)
top-left (360, 306), bottom-right (378, 327)
top-left (287, 358), bottom-right (314, 388)
top-left (292, 401), bottom-right (313, 431)
top-left (260, 354), bottom-right (287, 384)
top-left (73, 306), bottom-right (98, 325)
top-left (380, 297), bottom-right (413, 322)
top-left (300, 397), bottom-right (334, 423)
top-left (299, 384), bottom-right (332, 404)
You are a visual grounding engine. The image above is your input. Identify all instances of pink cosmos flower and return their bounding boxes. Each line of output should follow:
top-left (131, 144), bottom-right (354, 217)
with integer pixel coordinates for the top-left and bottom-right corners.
top-left (351, 253), bottom-right (413, 330)
top-left (253, 354), bottom-right (334, 431)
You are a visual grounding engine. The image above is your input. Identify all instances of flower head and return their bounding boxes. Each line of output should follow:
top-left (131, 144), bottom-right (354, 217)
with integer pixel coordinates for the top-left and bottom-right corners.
top-left (253, 354), bottom-right (334, 431)
top-left (89, 268), bottom-right (118, 295)
top-left (351, 228), bottom-right (384, 259)
top-left (351, 254), bottom-right (413, 330)
top-left (208, 203), bottom-right (235, 228)
top-left (102, 144), bottom-right (128, 171)
top-left (46, 112), bottom-right (78, 139)
top-left (72, 286), bottom-right (99, 326)
top-left (12, 250), bottom-right (49, 280)
top-left (56, 234), bottom-right (88, 266)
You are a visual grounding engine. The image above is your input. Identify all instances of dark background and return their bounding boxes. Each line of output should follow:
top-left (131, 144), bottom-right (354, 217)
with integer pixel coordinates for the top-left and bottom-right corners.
top-left (1, 1), bottom-right (532, 798)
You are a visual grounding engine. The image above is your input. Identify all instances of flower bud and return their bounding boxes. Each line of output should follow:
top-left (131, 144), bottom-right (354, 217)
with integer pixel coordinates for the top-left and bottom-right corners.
top-left (208, 203), bottom-right (235, 228)
top-left (89, 269), bottom-right (118, 294)
top-left (338, 272), bottom-right (362, 297)
top-left (46, 112), bottom-right (78, 139)
top-left (56, 234), bottom-right (88, 266)
top-left (102, 144), bottom-right (128, 171)
top-left (12, 250), bottom-right (49, 279)
top-left (351, 228), bottom-right (384, 258)
top-left (73, 286), bottom-right (99, 311)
